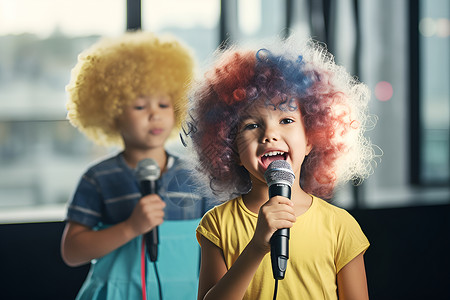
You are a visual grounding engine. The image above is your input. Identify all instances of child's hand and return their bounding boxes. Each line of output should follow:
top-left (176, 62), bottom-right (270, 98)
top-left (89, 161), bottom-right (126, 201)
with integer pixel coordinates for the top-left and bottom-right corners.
top-left (125, 194), bottom-right (166, 236)
top-left (251, 196), bottom-right (296, 254)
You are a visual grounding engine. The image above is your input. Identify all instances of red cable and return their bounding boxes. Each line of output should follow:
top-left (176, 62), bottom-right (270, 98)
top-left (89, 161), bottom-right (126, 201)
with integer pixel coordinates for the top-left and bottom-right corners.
top-left (141, 237), bottom-right (147, 300)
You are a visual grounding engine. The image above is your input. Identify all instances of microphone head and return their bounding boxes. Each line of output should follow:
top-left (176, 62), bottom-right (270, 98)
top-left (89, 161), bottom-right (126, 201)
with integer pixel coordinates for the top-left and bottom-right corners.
top-left (264, 160), bottom-right (295, 188)
top-left (136, 158), bottom-right (161, 182)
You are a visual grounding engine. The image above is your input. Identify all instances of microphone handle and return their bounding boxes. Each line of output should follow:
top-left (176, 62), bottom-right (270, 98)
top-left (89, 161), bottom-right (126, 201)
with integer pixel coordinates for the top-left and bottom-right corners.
top-left (269, 183), bottom-right (291, 280)
top-left (141, 180), bottom-right (159, 262)
top-left (145, 228), bottom-right (159, 262)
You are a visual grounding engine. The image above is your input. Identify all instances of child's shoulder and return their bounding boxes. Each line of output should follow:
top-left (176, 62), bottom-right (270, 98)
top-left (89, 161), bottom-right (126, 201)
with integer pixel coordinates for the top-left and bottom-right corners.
top-left (203, 197), bottom-right (241, 218)
top-left (84, 152), bottom-right (123, 173)
top-left (165, 151), bottom-right (204, 178)
top-left (312, 196), bottom-right (358, 224)
top-left (163, 152), bottom-right (194, 180)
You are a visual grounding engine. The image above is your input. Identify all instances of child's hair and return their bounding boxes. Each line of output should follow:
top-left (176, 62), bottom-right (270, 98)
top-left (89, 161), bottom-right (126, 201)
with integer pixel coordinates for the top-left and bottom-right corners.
top-left (184, 37), bottom-right (376, 200)
top-left (66, 31), bottom-right (196, 146)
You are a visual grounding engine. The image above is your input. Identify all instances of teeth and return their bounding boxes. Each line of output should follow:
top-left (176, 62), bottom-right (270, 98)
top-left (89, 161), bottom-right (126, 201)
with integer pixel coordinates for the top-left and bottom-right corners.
top-left (263, 151), bottom-right (285, 157)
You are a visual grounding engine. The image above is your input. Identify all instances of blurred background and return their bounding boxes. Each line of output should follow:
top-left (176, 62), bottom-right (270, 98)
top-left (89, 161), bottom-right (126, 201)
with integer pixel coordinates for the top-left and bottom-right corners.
top-left (0, 0), bottom-right (448, 299)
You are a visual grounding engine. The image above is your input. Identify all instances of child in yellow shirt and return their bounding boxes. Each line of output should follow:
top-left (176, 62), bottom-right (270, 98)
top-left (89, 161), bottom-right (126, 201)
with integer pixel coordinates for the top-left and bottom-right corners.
top-left (185, 37), bottom-right (376, 299)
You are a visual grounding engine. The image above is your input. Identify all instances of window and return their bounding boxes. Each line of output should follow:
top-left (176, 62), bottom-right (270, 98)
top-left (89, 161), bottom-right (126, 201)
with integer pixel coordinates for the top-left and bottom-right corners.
top-left (418, 0), bottom-right (449, 185)
top-left (220, 0), bottom-right (295, 44)
top-left (0, 0), bottom-right (126, 222)
top-left (0, 0), bottom-right (222, 223)
top-left (142, 0), bottom-right (220, 64)
top-left (1, 0), bottom-right (448, 223)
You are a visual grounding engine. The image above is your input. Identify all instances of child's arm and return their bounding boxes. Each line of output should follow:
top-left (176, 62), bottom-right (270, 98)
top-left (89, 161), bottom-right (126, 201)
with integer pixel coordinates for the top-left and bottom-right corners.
top-left (197, 236), bottom-right (266, 300)
top-left (197, 196), bottom-right (295, 300)
top-left (337, 252), bottom-right (370, 300)
top-left (61, 194), bottom-right (166, 267)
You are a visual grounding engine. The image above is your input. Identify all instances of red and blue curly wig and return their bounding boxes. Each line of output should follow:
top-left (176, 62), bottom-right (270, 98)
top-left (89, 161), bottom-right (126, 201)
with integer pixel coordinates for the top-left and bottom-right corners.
top-left (184, 38), bottom-right (375, 200)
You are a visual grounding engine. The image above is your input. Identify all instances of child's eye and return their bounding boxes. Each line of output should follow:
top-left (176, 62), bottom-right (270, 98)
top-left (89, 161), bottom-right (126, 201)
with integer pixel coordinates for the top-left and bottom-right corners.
top-left (133, 105), bottom-right (145, 110)
top-left (243, 123), bottom-right (259, 130)
top-left (281, 118), bottom-right (294, 124)
top-left (159, 103), bottom-right (170, 108)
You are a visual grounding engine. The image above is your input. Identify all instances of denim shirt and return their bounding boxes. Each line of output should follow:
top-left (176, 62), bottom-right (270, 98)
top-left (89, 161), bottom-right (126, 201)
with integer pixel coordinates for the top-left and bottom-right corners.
top-left (67, 151), bottom-right (210, 227)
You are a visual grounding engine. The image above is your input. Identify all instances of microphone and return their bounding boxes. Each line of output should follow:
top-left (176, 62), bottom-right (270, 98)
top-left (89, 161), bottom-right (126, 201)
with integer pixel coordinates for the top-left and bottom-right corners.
top-left (264, 160), bottom-right (295, 280)
top-left (136, 158), bottom-right (161, 262)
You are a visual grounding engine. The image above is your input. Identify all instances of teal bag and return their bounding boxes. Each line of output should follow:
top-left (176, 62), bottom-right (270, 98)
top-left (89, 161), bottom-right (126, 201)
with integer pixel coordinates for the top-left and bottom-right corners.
top-left (76, 218), bottom-right (201, 300)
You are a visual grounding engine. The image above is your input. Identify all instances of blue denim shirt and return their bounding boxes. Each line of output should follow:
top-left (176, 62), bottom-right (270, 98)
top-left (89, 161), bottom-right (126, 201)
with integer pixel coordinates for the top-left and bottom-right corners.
top-left (67, 151), bottom-right (211, 227)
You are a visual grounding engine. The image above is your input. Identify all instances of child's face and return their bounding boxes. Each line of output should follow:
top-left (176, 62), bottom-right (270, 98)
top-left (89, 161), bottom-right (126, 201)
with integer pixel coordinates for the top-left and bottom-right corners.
top-left (117, 95), bottom-right (175, 151)
top-left (235, 99), bottom-right (312, 185)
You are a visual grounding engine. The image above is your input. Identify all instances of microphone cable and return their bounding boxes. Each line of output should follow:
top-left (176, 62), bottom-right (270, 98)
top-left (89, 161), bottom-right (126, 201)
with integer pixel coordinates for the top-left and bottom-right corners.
top-left (153, 262), bottom-right (163, 300)
top-left (141, 238), bottom-right (163, 300)
top-left (273, 278), bottom-right (279, 300)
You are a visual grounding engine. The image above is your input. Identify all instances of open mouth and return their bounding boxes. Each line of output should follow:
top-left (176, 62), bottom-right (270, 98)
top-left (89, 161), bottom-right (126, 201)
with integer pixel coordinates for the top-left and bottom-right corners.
top-left (260, 151), bottom-right (287, 169)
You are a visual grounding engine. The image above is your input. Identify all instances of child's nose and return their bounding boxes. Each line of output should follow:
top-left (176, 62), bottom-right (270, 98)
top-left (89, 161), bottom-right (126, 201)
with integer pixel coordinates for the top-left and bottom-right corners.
top-left (148, 107), bottom-right (160, 120)
top-left (261, 128), bottom-right (279, 143)
top-left (263, 136), bottom-right (278, 143)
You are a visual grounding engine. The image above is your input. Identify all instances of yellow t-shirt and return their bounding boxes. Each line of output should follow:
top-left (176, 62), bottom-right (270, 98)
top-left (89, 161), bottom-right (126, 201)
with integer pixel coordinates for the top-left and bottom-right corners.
top-left (197, 195), bottom-right (369, 300)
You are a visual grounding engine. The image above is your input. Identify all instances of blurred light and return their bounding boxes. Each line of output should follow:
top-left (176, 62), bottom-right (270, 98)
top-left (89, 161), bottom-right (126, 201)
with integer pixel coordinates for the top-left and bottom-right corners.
top-left (0, 0), bottom-right (124, 37)
top-left (375, 81), bottom-right (393, 102)
top-left (436, 18), bottom-right (450, 38)
top-left (419, 18), bottom-right (436, 37)
top-left (143, 0), bottom-right (219, 31)
top-left (420, 17), bottom-right (450, 38)
top-left (238, 0), bottom-right (261, 35)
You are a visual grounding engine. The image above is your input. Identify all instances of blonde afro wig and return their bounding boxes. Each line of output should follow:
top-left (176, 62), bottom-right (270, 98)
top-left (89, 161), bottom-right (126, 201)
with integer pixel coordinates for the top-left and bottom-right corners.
top-left (66, 31), bottom-right (196, 146)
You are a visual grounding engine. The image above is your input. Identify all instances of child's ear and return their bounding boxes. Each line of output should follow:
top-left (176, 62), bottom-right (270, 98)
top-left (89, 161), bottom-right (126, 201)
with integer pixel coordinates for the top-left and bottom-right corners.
top-left (236, 156), bottom-right (243, 166)
top-left (305, 140), bottom-right (313, 156)
top-left (233, 152), bottom-right (243, 166)
top-left (114, 115), bottom-right (122, 130)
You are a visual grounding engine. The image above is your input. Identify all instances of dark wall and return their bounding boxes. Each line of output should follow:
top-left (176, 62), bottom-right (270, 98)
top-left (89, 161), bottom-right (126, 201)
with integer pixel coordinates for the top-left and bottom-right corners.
top-left (0, 222), bottom-right (89, 300)
top-left (1, 204), bottom-right (449, 300)
top-left (352, 204), bottom-right (450, 300)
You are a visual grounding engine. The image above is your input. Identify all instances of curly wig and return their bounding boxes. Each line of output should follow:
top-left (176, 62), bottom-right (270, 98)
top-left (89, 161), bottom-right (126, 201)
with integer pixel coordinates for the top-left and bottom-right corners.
top-left (184, 38), bottom-right (376, 200)
top-left (66, 31), bottom-right (196, 146)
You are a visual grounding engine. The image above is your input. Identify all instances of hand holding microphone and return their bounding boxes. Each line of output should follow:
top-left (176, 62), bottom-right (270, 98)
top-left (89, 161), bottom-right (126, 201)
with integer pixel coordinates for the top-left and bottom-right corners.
top-left (135, 158), bottom-right (163, 262)
top-left (264, 160), bottom-right (295, 280)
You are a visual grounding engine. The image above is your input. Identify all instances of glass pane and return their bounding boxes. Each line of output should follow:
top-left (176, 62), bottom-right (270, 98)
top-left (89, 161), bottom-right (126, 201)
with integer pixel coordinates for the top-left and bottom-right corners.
top-left (237, 0), bottom-right (286, 41)
top-left (0, 120), bottom-right (111, 208)
top-left (0, 0), bottom-right (125, 220)
top-left (420, 0), bottom-right (450, 184)
top-left (142, 0), bottom-right (220, 64)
